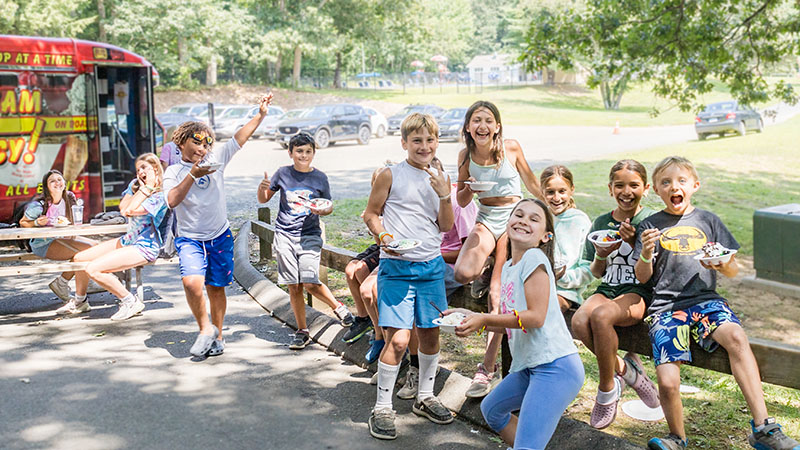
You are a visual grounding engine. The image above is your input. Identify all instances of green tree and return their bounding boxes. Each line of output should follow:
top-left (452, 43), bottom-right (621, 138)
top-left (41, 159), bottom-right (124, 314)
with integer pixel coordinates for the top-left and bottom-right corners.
top-left (520, 0), bottom-right (800, 112)
top-left (1, 0), bottom-right (95, 36)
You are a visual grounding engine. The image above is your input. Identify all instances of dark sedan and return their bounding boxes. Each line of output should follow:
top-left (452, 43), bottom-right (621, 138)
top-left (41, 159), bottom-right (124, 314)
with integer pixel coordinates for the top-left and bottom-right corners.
top-left (437, 107), bottom-right (468, 141)
top-left (695, 101), bottom-right (763, 140)
top-left (386, 104), bottom-right (446, 136)
top-left (275, 104), bottom-right (371, 149)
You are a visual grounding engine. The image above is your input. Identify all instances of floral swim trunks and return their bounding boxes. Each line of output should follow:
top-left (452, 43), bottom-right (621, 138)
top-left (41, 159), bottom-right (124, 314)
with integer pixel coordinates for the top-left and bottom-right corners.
top-left (645, 299), bottom-right (742, 366)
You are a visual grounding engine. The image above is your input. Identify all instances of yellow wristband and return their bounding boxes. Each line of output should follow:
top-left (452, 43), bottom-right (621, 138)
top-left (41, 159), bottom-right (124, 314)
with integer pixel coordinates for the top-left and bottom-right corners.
top-left (640, 254), bottom-right (652, 264)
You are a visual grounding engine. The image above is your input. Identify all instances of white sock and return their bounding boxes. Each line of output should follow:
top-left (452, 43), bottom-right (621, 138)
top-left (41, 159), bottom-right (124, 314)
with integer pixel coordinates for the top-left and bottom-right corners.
top-left (375, 361), bottom-right (399, 410)
top-left (417, 351), bottom-right (439, 401)
top-left (75, 294), bottom-right (87, 303)
top-left (621, 358), bottom-right (638, 385)
top-left (120, 292), bottom-right (135, 305)
top-left (596, 378), bottom-right (622, 405)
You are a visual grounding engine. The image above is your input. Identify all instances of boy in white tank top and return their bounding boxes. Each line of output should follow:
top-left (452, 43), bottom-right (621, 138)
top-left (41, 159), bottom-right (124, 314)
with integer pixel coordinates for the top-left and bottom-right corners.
top-left (363, 113), bottom-right (455, 440)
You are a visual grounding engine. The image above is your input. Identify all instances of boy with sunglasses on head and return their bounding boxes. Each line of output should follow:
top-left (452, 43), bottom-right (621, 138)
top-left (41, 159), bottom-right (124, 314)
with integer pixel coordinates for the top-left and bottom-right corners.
top-left (164, 93), bottom-right (273, 358)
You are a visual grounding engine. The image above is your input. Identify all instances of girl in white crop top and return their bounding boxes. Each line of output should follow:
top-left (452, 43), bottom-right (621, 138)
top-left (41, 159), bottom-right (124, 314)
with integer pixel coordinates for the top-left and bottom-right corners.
top-left (453, 101), bottom-right (543, 398)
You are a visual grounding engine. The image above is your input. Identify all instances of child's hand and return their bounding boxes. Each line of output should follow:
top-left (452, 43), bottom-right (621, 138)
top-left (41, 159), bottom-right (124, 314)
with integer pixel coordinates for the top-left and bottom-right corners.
top-left (190, 160), bottom-right (216, 179)
top-left (640, 228), bottom-right (661, 259)
top-left (425, 166), bottom-right (450, 199)
top-left (257, 92), bottom-right (273, 116)
top-left (142, 165), bottom-right (157, 188)
top-left (462, 176), bottom-right (477, 193)
top-left (592, 240), bottom-right (622, 258)
top-left (35, 216), bottom-right (49, 227)
top-left (619, 218), bottom-right (636, 245)
top-left (258, 171), bottom-right (271, 193)
top-left (455, 312), bottom-right (483, 337)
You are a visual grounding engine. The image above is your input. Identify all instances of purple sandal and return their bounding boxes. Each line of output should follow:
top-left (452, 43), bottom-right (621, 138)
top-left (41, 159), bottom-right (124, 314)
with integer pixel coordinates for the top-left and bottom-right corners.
top-left (623, 353), bottom-right (660, 408)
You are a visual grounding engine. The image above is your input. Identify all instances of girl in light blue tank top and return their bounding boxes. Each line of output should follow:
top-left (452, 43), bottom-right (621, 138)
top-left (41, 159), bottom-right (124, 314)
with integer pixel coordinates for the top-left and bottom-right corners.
top-left (453, 101), bottom-right (544, 398)
top-left (445, 199), bottom-right (583, 449)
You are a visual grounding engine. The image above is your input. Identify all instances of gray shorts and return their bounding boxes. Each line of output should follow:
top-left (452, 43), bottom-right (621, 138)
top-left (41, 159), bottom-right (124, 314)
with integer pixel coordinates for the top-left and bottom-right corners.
top-left (274, 232), bottom-right (323, 285)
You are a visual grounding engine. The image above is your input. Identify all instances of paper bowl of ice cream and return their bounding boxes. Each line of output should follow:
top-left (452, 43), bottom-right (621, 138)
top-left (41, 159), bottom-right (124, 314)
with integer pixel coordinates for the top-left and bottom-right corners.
top-left (383, 239), bottom-right (421, 254)
top-left (694, 243), bottom-right (737, 265)
top-left (588, 230), bottom-right (622, 248)
top-left (465, 181), bottom-right (497, 192)
top-left (52, 216), bottom-right (71, 227)
top-left (432, 312), bottom-right (466, 333)
top-left (307, 198), bottom-right (332, 211)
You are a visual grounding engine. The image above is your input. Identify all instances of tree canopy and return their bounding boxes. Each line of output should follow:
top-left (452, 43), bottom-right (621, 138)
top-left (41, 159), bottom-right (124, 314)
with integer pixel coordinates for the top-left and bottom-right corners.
top-left (520, 0), bottom-right (800, 112)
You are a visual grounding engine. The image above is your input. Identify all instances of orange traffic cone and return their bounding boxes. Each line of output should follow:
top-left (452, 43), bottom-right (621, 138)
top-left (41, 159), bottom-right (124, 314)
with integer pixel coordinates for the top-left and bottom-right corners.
top-left (613, 120), bottom-right (620, 135)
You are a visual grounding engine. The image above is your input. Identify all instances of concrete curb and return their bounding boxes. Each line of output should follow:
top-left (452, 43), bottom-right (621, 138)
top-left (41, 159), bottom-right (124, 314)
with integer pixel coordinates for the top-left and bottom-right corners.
top-left (233, 221), bottom-right (640, 450)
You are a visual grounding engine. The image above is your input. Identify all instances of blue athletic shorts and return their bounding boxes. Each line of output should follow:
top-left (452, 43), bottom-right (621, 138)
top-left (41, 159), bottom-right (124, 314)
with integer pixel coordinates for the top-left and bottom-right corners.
top-left (377, 256), bottom-right (446, 330)
top-left (175, 228), bottom-right (234, 287)
top-left (645, 299), bottom-right (742, 366)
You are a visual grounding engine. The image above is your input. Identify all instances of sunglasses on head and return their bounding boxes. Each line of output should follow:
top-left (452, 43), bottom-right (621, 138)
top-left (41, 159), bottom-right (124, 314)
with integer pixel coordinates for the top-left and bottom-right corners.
top-left (191, 133), bottom-right (214, 146)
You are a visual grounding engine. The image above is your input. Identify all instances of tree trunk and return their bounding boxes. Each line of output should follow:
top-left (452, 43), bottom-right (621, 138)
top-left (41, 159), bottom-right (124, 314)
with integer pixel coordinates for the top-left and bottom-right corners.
top-left (600, 73), bottom-right (630, 110)
top-left (334, 52), bottom-right (342, 89)
top-left (97, 0), bottom-right (107, 41)
top-left (177, 37), bottom-right (187, 64)
top-left (206, 55), bottom-right (218, 86)
top-left (275, 54), bottom-right (282, 84)
top-left (293, 46), bottom-right (302, 87)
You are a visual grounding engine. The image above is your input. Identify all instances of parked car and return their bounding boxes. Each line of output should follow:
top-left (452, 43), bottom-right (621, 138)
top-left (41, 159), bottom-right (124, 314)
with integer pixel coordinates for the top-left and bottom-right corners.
top-left (167, 103), bottom-right (236, 127)
top-left (386, 104), bottom-right (446, 135)
top-left (275, 104), bottom-right (371, 149)
top-left (265, 109), bottom-right (306, 140)
top-left (364, 107), bottom-right (388, 138)
top-left (213, 105), bottom-right (285, 139)
top-left (695, 101), bottom-right (763, 140)
top-left (437, 107), bottom-right (468, 141)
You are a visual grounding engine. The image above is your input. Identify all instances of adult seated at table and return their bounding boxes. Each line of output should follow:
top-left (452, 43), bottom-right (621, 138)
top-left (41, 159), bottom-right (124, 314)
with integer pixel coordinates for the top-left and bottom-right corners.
top-left (19, 169), bottom-right (97, 302)
top-left (63, 153), bottom-right (168, 320)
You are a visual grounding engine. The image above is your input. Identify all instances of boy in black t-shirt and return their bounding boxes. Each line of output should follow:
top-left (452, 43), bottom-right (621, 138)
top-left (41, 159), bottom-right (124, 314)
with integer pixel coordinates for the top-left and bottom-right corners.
top-left (634, 156), bottom-right (799, 450)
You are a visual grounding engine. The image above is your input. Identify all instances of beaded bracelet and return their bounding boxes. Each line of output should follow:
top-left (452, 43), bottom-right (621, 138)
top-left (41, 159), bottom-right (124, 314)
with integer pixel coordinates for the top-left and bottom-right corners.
top-left (477, 325), bottom-right (486, 336)
top-left (512, 309), bottom-right (527, 334)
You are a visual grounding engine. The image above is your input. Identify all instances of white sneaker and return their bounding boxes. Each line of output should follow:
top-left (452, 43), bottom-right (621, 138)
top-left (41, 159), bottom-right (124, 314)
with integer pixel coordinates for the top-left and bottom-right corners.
top-left (110, 298), bottom-right (145, 321)
top-left (49, 277), bottom-right (71, 303)
top-left (397, 366), bottom-right (418, 400)
top-left (370, 371), bottom-right (379, 385)
top-left (56, 299), bottom-right (90, 315)
top-left (465, 363), bottom-right (500, 398)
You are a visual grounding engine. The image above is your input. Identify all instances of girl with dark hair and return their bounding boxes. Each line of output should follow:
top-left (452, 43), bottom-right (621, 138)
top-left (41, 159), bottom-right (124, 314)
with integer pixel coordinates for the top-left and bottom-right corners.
top-left (539, 165), bottom-right (593, 312)
top-left (453, 100), bottom-right (543, 399)
top-left (445, 198), bottom-right (584, 449)
top-left (19, 170), bottom-right (96, 302)
top-left (570, 159), bottom-right (660, 430)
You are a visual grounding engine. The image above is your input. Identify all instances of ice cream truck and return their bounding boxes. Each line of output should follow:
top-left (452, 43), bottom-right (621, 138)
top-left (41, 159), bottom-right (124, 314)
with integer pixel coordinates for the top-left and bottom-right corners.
top-left (0, 35), bottom-right (162, 223)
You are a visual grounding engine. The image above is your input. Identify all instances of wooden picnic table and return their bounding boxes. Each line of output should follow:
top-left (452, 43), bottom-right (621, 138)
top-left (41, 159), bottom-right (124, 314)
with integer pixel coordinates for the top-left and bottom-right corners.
top-left (0, 223), bottom-right (128, 241)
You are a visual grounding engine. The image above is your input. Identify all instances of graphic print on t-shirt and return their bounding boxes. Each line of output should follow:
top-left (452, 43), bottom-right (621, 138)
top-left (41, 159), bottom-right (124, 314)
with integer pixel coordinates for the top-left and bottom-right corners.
top-left (499, 281), bottom-right (515, 340)
top-left (659, 226), bottom-right (707, 253)
top-left (286, 188), bottom-right (313, 216)
top-left (604, 242), bottom-right (637, 284)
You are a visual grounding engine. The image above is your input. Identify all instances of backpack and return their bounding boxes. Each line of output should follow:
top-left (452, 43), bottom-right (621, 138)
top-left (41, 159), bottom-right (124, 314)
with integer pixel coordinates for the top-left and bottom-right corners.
top-left (152, 208), bottom-right (176, 259)
top-left (8, 199), bottom-right (44, 252)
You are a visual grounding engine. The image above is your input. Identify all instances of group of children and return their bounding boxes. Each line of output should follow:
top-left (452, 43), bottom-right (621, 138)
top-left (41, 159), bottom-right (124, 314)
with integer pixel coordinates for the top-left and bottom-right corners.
top-left (27, 92), bottom-right (798, 449)
top-left (260, 100), bottom-right (798, 450)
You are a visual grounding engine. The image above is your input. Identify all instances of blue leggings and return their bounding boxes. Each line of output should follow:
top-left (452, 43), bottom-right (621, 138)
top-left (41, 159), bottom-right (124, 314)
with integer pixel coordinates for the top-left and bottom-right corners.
top-left (480, 353), bottom-right (584, 450)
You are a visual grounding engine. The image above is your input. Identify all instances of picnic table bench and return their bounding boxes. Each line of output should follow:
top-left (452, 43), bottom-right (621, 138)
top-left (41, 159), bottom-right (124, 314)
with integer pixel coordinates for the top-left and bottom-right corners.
top-left (249, 207), bottom-right (800, 391)
top-left (0, 224), bottom-right (176, 300)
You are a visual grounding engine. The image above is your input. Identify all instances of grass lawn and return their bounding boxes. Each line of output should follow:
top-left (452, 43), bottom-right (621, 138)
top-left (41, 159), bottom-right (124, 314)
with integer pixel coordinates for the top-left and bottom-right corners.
top-left (305, 77), bottom-right (799, 127)
top-left (252, 114), bottom-right (800, 448)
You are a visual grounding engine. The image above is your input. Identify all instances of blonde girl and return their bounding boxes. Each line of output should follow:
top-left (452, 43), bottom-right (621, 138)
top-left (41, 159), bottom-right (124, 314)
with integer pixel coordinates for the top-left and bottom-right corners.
top-left (64, 153), bottom-right (168, 321)
top-left (539, 165), bottom-right (593, 312)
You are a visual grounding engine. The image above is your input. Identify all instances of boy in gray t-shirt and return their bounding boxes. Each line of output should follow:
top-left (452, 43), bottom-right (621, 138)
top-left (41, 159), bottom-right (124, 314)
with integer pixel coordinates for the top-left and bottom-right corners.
top-left (634, 156), bottom-right (798, 450)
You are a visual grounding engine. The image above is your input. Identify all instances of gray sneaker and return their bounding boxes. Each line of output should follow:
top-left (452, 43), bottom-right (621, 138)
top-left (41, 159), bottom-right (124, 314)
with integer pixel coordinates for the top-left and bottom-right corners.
top-left (368, 407), bottom-right (397, 440)
top-left (110, 298), bottom-right (145, 321)
top-left (289, 330), bottom-right (312, 350)
top-left (748, 418), bottom-right (800, 450)
top-left (412, 396), bottom-right (454, 424)
top-left (397, 366), bottom-right (418, 400)
top-left (49, 277), bottom-right (71, 303)
top-left (334, 305), bottom-right (355, 327)
top-left (86, 280), bottom-right (106, 294)
top-left (207, 339), bottom-right (225, 357)
top-left (189, 325), bottom-right (219, 357)
top-left (56, 298), bottom-right (90, 315)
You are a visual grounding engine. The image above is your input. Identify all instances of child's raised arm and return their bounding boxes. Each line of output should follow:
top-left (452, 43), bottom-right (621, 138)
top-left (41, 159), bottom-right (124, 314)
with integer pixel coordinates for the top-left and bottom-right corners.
top-left (635, 228), bottom-right (660, 283)
top-left (234, 93), bottom-right (273, 147)
top-left (363, 167), bottom-right (393, 245)
top-left (507, 140), bottom-right (543, 201)
top-left (256, 171), bottom-right (275, 203)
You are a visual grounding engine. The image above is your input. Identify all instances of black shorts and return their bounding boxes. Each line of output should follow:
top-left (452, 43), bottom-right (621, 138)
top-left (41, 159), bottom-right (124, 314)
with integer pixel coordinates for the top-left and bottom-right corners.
top-left (354, 244), bottom-right (380, 272)
top-left (592, 283), bottom-right (652, 303)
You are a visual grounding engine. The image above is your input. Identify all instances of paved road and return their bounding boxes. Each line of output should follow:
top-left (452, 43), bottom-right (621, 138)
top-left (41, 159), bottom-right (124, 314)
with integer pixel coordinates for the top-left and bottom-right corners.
top-left (0, 267), bottom-right (503, 450)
